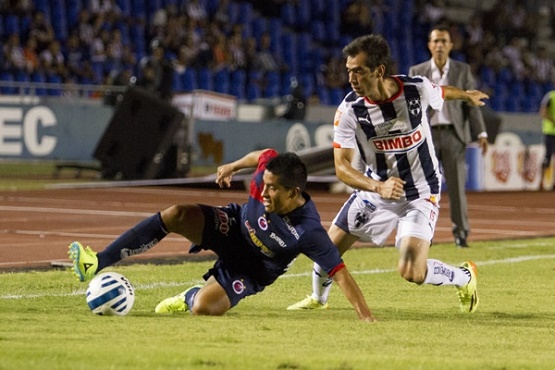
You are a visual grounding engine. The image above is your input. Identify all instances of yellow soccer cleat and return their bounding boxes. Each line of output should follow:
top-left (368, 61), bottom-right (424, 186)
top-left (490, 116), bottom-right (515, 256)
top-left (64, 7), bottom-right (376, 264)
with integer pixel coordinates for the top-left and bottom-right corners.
top-left (68, 241), bottom-right (98, 282)
top-left (286, 295), bottom-right (329, 310)
top-left (456, 261), bottom-right (479, 313)
top-left (155, 285), bottom-right (203, 313)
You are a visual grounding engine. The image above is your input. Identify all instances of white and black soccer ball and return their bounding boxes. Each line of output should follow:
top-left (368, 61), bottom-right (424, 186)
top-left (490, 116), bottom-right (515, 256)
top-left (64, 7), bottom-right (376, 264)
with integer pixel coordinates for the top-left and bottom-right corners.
top-left (86, 272), bottom-right (135, 316)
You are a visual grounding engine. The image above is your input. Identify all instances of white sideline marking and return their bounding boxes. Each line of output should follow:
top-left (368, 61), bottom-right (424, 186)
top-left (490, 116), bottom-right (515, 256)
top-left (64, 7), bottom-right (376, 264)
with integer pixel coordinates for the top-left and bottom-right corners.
top-left (0, 205), bottom-right (152, 217)
top-left (2, 254), bottom-right (555, 300)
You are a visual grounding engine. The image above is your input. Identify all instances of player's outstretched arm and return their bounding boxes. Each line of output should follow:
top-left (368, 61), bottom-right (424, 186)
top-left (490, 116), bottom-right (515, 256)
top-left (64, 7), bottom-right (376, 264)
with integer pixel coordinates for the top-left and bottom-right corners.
top-left (442, 86), bottom-right (489, 106)
top-left (332, 267), bottom-right (377, 322)
top-left (215, 149), bottom-right (271, 188)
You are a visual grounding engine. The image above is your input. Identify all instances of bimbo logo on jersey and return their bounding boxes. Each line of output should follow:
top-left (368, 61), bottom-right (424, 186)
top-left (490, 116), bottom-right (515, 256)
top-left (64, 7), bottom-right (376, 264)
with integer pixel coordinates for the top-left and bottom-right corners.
top-left (370, 126), bottom-right (424, 153)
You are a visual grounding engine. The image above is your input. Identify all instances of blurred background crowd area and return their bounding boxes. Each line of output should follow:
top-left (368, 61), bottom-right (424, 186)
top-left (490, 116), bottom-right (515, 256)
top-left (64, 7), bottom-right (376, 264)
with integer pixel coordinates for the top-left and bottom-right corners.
top-left (1, 0), bottom-right (555, 112)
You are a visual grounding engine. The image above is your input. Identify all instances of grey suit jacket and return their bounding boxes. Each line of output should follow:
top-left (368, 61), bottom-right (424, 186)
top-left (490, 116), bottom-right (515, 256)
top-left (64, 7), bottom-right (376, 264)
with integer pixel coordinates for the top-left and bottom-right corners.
top-left (408, 59), bottom-right (486, 144)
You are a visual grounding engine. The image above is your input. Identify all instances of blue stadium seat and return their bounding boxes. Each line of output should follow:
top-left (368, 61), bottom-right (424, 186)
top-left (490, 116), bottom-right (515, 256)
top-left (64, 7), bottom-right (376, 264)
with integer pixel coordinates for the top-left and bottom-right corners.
top-left (197, 68), bottom-right (213, 91)
top-left (281, 2), bottom-right (295, 27)
top-left (318, 87), bottom-right (330, 106)
top-left (14, 70), bottom-right (30, 95)
top-left (237, 2), bottom-right (253, 25)
top-left (300, 74), bottom-right (315, 99)
top-left (280, 71), bottom-right (293, 96)
top-left (30, 72), bottom-right (47, 96)
top-left (247, 82), bottom-right (261, 102)
top-left (47, 74), bottom-right (63, 96)
top-left (480, 66), bottom-right (496, 88)
top-left (230, 69), bottom-right (246, 99)
top-left (117, 0), bottom-right (132, 17)
top-left (311, 20), bottom-right (326, 43)
top-left (34, 0), bottom-right (50, 17)
top-left (213, 68), bottom-right (230, 94)
top-left (51, 1), bottom-right (68, 40)
top-left (329, 87), bottom-right (345, 106)
top-left (226, 1), bottom-right (239, 24)
top-left (281, 32), bottom-right (298, 74)
top-left (131, 0), bottom-right (146, 19)
top-left (310, 0), bottom-right (325, 20)
top-left (296, 1), bottom-right (311, 30)
top-left (146, 0), bottom-right (163, 20)
top-left (0, 71), bottom-right (16, 95)
top-left (4, 15), bottom-right (19, 36)
top-left (251, 17), bottom-right (267, 44)
top-left (66, 0), bottom-right (82, 28)
top-left (172, 71), bottom-right (184, 92)
top-left (264, 71), bottom-right (280, 98)
top-left (181, 68), bottom-right (197, 92)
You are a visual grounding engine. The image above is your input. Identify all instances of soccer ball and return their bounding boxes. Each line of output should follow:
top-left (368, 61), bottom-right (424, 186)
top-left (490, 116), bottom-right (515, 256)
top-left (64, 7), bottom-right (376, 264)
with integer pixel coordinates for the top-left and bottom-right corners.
top-left (86, 272), bottom-right (135, 316)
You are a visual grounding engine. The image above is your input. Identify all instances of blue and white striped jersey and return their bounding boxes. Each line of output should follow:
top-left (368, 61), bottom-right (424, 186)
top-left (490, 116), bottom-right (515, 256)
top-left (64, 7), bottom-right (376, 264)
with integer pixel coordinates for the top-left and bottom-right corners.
top-left (333, 75), bottom-right (443, 200)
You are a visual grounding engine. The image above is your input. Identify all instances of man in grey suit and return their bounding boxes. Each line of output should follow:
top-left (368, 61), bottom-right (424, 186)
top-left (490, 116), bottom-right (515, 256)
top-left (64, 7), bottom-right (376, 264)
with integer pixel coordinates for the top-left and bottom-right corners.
top-left (409, 25), bottom-right (488, 247)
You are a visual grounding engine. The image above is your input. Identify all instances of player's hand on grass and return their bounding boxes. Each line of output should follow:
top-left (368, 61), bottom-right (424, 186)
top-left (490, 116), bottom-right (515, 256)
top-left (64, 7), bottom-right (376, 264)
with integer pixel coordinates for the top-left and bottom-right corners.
top-left (377, 177), bottom-right (405, 200)
top-left (362, 315), bottom-right (378, 323)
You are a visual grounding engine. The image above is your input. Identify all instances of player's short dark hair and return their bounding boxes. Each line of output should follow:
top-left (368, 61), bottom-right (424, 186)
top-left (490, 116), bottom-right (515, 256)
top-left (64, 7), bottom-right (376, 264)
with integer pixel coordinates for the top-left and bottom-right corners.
top-left (342, 34), bottom-right (391, 71)
top-left (266, 153), bottom-right (307, 192)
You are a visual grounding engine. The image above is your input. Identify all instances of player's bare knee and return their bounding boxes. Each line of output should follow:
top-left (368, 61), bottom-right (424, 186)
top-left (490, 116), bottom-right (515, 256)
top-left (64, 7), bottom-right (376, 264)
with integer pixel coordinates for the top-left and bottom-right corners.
top-left (190, 302), bottom-right (226, 316)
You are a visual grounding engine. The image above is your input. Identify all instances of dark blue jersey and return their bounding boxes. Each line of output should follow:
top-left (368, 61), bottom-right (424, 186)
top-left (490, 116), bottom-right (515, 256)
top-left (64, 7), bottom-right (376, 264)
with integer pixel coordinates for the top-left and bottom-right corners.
top-left (239, 149), bottom-right (345, 285)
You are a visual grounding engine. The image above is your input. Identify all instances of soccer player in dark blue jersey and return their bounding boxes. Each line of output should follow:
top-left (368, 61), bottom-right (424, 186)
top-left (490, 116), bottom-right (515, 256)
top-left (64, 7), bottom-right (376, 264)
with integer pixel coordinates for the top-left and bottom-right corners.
top-left (69, 149), bottom-right (376, 321)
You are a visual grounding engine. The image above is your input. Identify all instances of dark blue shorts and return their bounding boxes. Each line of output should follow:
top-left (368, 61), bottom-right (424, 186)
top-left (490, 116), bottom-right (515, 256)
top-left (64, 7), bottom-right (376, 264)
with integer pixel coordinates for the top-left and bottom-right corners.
top-left (191, 204), bottom-right (266, 308)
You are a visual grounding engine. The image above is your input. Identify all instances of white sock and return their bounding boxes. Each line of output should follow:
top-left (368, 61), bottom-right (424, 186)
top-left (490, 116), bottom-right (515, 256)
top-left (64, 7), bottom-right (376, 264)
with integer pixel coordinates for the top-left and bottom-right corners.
top-left (423, 259), bottom-right (471, 287)
top-left (311, 263), bottom-right (333, 304)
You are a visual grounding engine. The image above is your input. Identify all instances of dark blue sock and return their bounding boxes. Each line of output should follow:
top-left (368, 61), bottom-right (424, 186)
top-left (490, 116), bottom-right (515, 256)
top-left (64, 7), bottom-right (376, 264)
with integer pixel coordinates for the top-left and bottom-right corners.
top-left (185, 286), bottom-right (201, 311)
top-left (97, 213), bottom-right (168, 271)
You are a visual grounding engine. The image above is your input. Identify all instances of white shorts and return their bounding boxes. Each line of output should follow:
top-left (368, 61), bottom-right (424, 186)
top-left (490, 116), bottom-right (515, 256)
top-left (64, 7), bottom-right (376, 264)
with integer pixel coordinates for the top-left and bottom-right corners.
top-left (332, 191), bottom-right (440, 247)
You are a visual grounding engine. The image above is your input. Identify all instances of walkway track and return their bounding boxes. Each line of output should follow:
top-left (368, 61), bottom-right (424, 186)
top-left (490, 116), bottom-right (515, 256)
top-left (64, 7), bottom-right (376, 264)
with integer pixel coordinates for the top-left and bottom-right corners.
top-left (1, 187), bottom-right (554, 271)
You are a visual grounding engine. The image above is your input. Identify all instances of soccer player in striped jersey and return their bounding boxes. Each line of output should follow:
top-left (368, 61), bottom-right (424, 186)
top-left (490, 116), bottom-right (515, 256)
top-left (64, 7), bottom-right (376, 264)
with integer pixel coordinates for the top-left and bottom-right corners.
top-left (288, 34), bottom-right (486, 314)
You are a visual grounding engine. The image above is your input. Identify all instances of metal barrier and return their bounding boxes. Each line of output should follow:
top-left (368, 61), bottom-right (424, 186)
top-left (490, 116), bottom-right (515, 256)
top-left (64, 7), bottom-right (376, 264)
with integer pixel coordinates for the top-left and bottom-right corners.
top-left (0, 80), bottom-right (128, 99)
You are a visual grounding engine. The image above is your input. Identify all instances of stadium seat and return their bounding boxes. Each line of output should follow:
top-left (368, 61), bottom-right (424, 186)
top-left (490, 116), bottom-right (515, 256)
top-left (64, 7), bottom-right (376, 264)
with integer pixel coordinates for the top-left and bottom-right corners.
top-left (172, 71), bottom-right (184, 92)
top-left (237, 2), bottom-right (253, 25)
top-left (264, 71), bottom-right (281, 98)
top-left (47, 74), bottom-right (63, 96)
top-left (318, 87), bottom-right (330, 106)
top-left (280, 2), bottom-right (295, 27)
top-left (117, 0), bottom-right (132, 17)
top-left (230, 69), bottom-right (246, 100)
top-left (197, 68), bottom-right (213, 91)
top-left (131, 0), bottom-right (146, 19)
top-left (34, 0), bottom-right (50, 17)
top-left (281, 32), bottom-right (298, 74)
top-left (213, 68), bottom-right (230, 95)
top-left (4, 15), bottom-right (19, 36)
top-left (14, 69), bottom-right (29, 94)
top-left (0, 71), bottom-right (16, 95)
top-left (310, 0), bottom-right (325, 20)
top-left (30, 72), bottom-right (47, 96)
top-left (311, 20), bottom-right (326, 43)
top-left (296, 1), bottom-right (311, 30)
top-left (181, 68), bottom-right (197, 92)
top-left (300, 74), bottom-right (315, 99)
top-left (280, 71), bottom-right (294, 96)
top-left (329, 87), bottom-right (345, 106)
top-left (247, 82), bottom-right (261, 102)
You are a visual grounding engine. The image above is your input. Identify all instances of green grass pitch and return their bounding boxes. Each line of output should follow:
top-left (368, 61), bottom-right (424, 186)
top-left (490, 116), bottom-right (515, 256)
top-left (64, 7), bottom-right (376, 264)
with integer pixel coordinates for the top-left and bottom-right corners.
top-left (1, 237), bottom-right (555, 369)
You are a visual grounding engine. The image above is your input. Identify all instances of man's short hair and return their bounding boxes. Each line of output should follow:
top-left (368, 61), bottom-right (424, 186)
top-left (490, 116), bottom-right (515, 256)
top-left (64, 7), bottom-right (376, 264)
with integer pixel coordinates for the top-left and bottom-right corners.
top-left (266, 153), bottom-right (307, 191)
top-left (342, 34), bottom-right (391, 71)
